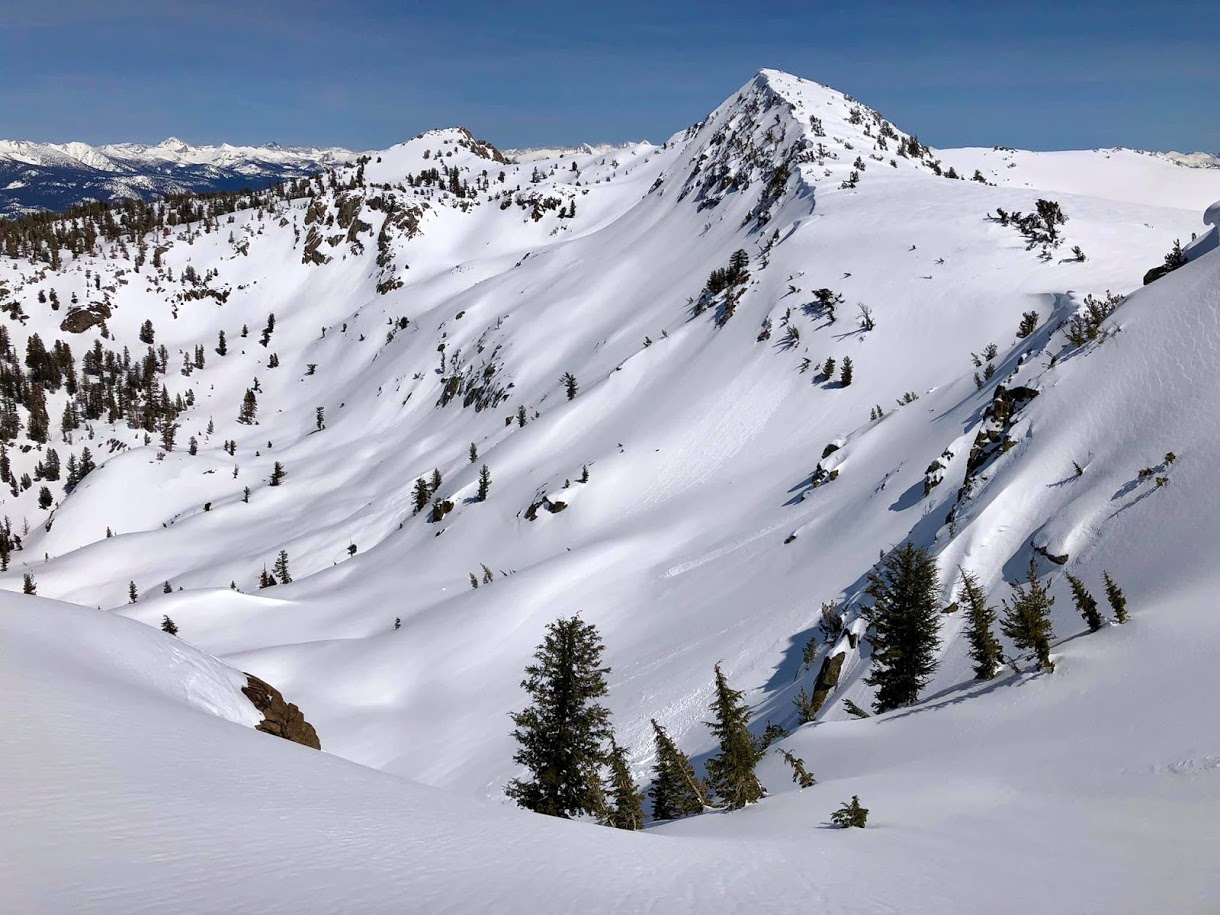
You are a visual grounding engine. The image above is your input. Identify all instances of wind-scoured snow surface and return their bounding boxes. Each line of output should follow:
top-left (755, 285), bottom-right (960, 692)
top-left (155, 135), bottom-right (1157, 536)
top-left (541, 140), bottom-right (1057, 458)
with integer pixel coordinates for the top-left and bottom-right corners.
top-left (3, 69), bottom-right (1220, 911)
top-left (0, 137), bottom-right (357, 216)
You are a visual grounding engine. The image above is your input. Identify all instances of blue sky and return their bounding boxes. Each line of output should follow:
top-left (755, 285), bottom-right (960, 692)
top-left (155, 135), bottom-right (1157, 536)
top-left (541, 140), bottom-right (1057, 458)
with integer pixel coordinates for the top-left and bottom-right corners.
top-left (1, 0), bottom-right (1215, 152)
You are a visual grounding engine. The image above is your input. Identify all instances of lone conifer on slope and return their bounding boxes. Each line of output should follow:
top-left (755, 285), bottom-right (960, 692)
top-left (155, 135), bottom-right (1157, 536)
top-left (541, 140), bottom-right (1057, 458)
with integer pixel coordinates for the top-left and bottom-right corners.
top-left (958, 568), bottom-right (1001, 680)
top-left (840, 355), bottom-right (854, 387)
top-left (1066, 573), bottom-right (1102, 632)
top-left (1001, 557), bottom-right (1056, 670)
top-left (648, 718), bottom-right (707, 820)
top-left (411, 477), bottom-right (430, 514)
top-left (602, 736), bottom-right (644, 830)
top-left (273, 550), bottom-right (292, 584)
top-left (22, 573), bottom-right (35, 595)
top-left (704, 664), bottom-right (765, 809)
top-left (1103, 571), bottom-right (1128, 623)
top-left (161, 615), bottom-right (179, 636)
top-left (506, 615), bottom-right (612, 819)
top-left (862, 543), bottom-right (941, 712)
top-left (477, 464), bottom-right (491, 501)
top-left (561, 372), bottom-right (578, 401)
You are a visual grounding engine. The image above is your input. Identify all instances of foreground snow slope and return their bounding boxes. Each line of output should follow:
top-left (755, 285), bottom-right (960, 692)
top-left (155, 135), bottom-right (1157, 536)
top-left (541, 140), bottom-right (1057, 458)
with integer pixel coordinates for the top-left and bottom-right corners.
top-left (1, 68), bottom-right (1220, 909)
top-left (4, 580), bottom-right (1217, 914)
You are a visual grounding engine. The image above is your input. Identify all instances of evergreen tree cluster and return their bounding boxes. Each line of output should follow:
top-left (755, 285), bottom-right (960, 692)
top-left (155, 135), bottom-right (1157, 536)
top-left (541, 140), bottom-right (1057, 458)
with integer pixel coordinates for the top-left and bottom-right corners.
top-left (508, 617), bottom-right (771, 830)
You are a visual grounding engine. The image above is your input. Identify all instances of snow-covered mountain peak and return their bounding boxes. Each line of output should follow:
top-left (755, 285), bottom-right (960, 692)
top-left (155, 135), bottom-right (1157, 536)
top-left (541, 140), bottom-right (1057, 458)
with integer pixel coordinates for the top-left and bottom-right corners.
top-left (0, 136), bottom-right (360, 217)
top-left (660, 67), bottom-right (939, 229)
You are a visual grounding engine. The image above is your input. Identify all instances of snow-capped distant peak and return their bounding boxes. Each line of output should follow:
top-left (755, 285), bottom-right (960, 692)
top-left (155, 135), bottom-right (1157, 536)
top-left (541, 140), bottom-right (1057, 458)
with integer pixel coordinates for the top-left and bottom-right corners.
top-left (0, 136), bottom-right (361, 218)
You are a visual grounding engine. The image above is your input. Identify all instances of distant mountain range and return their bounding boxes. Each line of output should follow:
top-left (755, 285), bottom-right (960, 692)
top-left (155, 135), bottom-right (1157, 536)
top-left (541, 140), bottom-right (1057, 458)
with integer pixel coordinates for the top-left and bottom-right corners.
top-left (0, 137), bottom-right (359, 218)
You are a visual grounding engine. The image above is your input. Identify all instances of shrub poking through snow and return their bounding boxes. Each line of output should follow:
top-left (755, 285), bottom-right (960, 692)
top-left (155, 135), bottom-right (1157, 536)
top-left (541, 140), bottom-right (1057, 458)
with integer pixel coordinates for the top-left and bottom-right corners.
top-left (778, 748), bottom-right (815, 788)
top-left (831, 795), bottom-right (869, 828)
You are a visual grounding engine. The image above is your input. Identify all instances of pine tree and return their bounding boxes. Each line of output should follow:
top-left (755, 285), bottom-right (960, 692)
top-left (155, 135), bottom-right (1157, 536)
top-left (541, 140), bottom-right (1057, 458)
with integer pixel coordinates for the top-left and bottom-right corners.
top-left (602, 736), bottom-right (644, 830)
top-left (1001, 557), bottom-right (1056, 670)
top-left (468, 442), bottom-right (478, 463)
top-left (579, 464), bottom-right (589, 484)
top-left (128, 581), bottom-right (138, 603)
top-left (159, 416), bottom-right (177, 452)
top-left (37, 486), bottom-right (52, 510)
top-left (477, 464), bottom-right (491, 501)
top-left (238, 388), bottom-right (257, 424)
top-left (648, 718), bottom-right (707, 820)
top-left (1066, 573), bottom-right (1102, 632)
top-left (163, 580), bottom-right (172, 594)
top-left (517, 405), bottom-right (528, 427)
top-left (315, 406), bottom-right (325, 431)
top-left (22, 572), bottom-right (35, 595)
top-left (1103, 571), bottom-right (1128, 624)
top-left (412, 477), bottom-right (430, 514)
top-left (862, 543), bottom-right (942, 712)
top-left (506, 616), bottom-right (613, 818)
top-left (840, 356), bottom-right (854, 386)
top-left (958, 568), bottom-right (1001, 680)
top-left (161, 615), bottom-right (179, 636)
top-left (217, 330), bottom-right (227, 356)
top-left (430, 468), bottom-right (442, 494)
top-left (273, 550), bottom-right (291, 584)
top-left (704, 664), bottom-right (765, 809)
top-left (258, 566), bottom-right (276, 589)
top-left (269, 461), bottom-right (286, 486)
top-left (562, 372), bottom-right (578, 401)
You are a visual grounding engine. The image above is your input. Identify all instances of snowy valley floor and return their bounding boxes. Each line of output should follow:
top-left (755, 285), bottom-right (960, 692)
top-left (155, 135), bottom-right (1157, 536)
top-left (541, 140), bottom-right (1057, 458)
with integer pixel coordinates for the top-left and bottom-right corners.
top-left (4, 566), bottom-right (1220, 912)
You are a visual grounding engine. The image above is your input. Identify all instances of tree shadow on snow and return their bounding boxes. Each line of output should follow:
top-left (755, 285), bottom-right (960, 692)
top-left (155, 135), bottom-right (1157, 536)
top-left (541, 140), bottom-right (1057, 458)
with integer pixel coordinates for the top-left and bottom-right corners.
top-left (887, 479), bottom-right (925, 512)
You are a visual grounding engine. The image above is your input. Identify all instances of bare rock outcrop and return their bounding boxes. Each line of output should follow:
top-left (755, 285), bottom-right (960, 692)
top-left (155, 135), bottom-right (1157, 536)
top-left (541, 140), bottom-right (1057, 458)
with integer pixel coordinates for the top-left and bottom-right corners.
top-left (241, 674), bottom-right (321, 750)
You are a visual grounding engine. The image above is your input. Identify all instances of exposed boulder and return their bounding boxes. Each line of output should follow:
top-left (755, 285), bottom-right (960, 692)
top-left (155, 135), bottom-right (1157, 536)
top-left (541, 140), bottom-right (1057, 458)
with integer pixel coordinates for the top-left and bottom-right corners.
top-left (241, 674), bottom-right (321, 750)
top-left (59, 302), bottom-right (111, 334)
top-left (809, 651), bottom-right (846, 716)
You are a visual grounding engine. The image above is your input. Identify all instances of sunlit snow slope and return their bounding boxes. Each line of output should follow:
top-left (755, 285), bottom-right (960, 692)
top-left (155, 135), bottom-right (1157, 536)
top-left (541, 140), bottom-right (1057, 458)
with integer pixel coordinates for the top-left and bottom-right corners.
top-left (2, 68), bottom-right (1220, 912)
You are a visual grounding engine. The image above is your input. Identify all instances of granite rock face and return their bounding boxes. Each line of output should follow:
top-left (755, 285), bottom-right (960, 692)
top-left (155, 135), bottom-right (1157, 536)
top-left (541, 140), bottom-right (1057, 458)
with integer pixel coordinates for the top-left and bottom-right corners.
top-left (241, 674), bottom-right (322, 750)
